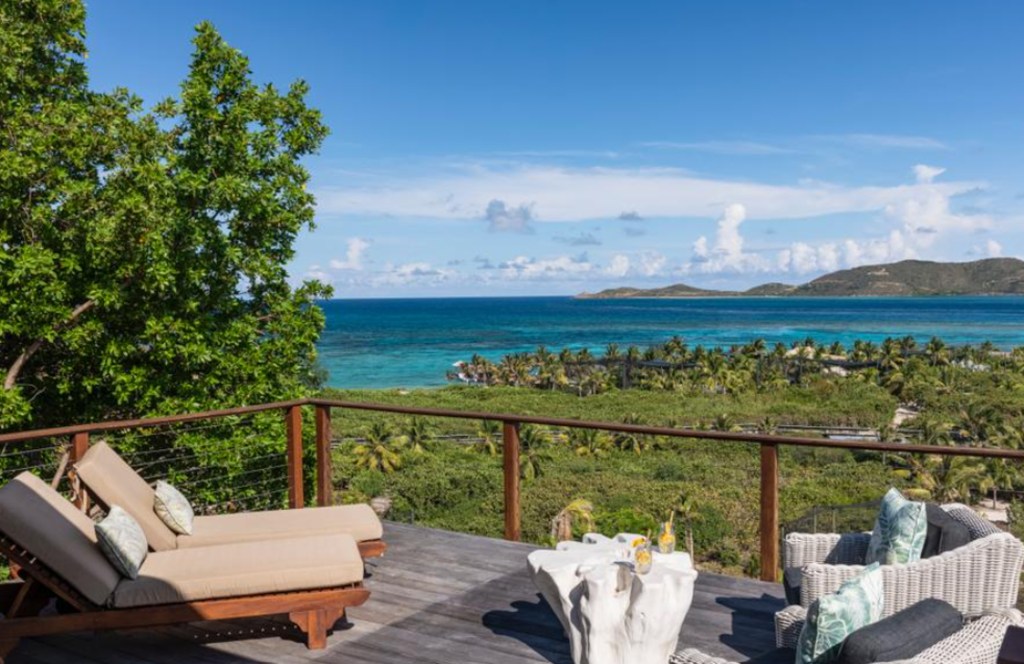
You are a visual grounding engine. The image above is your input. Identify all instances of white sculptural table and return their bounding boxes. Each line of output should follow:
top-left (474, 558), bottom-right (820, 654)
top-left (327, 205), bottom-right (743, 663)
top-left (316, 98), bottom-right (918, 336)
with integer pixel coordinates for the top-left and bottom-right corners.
top-left (526, 533), bottom-right (698, 664)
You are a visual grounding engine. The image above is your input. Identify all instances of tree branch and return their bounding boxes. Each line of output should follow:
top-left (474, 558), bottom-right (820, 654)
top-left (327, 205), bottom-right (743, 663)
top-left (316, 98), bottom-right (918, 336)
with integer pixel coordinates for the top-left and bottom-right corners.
top-left (4, 299), bottom-right (97, 390)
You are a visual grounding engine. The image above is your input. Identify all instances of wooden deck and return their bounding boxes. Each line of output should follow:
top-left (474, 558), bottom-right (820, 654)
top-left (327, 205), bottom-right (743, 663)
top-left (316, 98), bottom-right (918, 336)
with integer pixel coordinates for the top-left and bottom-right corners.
top-left (11, 522), bottom-right (787, 663)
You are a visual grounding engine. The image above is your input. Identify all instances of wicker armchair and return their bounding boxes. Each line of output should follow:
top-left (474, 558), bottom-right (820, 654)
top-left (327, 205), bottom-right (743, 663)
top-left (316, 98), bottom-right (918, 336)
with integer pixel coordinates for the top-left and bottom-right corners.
top-left (675, 608), bottom-right (1023, 664)
top-left (775, 504), bottom-right (1024, 648)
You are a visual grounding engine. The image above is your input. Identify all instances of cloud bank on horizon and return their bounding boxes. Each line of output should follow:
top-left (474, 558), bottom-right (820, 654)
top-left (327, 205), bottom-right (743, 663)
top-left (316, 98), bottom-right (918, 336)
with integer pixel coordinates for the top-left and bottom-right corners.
top-left (302, 154), bottom-right (1014, 295)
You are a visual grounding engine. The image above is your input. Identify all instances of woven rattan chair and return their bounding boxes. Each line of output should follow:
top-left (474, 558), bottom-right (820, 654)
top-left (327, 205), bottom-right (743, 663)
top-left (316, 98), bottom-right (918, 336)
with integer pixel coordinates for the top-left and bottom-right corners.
top-left (675, 608), bottom-right (1023, 664)
top-left (774, 504), bottom-right (1024, 648)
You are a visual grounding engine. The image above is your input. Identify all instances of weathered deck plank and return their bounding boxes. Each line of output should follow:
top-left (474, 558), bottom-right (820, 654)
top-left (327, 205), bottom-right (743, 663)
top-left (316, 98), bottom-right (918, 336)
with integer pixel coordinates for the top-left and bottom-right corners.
top-left (10, 522), bottom-right (785, 663)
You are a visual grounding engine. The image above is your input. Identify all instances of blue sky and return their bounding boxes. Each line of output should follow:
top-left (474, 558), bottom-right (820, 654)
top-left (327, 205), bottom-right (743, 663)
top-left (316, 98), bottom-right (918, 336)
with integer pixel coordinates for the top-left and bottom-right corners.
top-left (85, 1), bottom-right (1024, 297)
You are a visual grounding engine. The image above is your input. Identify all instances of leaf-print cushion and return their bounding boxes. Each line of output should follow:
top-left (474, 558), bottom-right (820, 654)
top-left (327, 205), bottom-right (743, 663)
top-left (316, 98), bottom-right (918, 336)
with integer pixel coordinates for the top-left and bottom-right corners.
top-left (154, 480), bottom-right (195, 535)
top-left (797, 563), bottom-right (884, 663)
top-left (96, 505), bottom-right (149, 579)
top-left (866, 487), bottom-right (928, 565)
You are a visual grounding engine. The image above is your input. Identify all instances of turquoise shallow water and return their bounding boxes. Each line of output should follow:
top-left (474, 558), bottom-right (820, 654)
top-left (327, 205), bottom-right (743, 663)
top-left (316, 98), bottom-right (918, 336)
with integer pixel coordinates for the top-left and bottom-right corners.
top-left (317, 296), bottom-right (1024, 389)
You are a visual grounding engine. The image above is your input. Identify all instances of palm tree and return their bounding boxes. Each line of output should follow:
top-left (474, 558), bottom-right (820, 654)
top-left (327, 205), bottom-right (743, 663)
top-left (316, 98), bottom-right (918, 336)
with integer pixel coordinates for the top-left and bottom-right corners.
top-left (404, 417), bottom-right (433, 454)
top-left (712, 413), bottom-right (740, 432)
top-left (759, 416), bottom-right (779, 435)
top-left (518, 425), bottom-right (551, 481)
top-left (898, 454), bottom-right (992, 503)
top-left (474, 419), bottom-right (500, 455)
top-left (613, 413), bottom-right (649, 454)
top-left (675, 493), bottom-right (698, 560)
top-left (925, 337), bottom-right (950, 366)
top-left (569, 428), bottom-right (610, 458)
top-left (550, 498), bottom-right (595, 542)
top-left (957, 401), bottom-right (998, 443)
top-left (353, 421), bottom-right (403, 473)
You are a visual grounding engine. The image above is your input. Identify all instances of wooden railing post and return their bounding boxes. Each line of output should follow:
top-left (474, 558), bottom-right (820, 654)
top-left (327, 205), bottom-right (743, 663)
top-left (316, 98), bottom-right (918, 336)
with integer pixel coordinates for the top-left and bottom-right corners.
top-left (502, 421), bottom-right (521, 541)
top-left (314, 405), bottom-right (333, 507)
top-left (69, 432), bottom-right (90, 509)
top-left (760, 442), bottom-right (780, 582)
top-left (285, 405), bottom-right (304, 509)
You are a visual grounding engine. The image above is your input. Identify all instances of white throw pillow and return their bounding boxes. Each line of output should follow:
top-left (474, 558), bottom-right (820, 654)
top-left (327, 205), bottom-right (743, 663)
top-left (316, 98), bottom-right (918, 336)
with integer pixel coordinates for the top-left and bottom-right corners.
top-left (866, 487), bottom-right (928, 565)
top-left (96, 505), bottom-right (148, 579)
top-left (154, 480), bottom-right (195, 535)
top-left (796, 563), bottom-right (884, 663)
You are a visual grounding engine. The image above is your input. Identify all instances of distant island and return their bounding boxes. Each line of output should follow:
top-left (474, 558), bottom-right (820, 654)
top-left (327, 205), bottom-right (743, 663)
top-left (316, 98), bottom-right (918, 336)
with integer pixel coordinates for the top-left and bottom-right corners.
top-left (577, 258), bottom-right (1024, 298)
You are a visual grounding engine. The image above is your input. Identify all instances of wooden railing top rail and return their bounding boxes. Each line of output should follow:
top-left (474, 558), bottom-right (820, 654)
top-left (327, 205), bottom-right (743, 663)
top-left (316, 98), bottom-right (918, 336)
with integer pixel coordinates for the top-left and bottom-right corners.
top-left (309, 398), bottom-right (1024, 460)
top-left (2, 395), bottom-right (1023, 461)
top-left (0, 399), bottom-right (309, 445)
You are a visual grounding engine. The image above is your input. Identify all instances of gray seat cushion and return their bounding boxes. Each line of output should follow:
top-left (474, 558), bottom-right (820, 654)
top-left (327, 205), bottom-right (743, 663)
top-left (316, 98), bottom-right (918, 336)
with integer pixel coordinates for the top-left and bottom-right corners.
top-left (836, 598), bottom-right (962, 664)
top-left (783, 566), bottom-right (803, 605)
top-left (921, 504), bottom-right (971, 559)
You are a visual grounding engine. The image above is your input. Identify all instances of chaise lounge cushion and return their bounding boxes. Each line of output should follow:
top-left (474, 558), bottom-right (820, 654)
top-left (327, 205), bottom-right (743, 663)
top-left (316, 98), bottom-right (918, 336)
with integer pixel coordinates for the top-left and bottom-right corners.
top-left (180, 504), bottom-right (383, 549)
top-left (920, 504), bottom-right (971, 559)
top-left (0, 472), bottom-right (121, 606)
top-left (76, 441), bottom-right (386, 550)
top-left (835, 598), bottom-right (962, 664)
top-left (112, 533), bottom-right (364, 608)
top-left (74, 441), bottom-right (179, 551)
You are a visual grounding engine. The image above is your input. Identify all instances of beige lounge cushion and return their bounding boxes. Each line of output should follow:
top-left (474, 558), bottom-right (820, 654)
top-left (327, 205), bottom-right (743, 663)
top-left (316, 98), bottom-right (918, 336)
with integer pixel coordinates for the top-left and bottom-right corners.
top-left (74, 441), bottom-right (178, 551)
top-left (0, 472), bottom-right (121, 606)
top-left (180, 504), bottom-right (383, 549)
top-left (112, 533), bottom-right (363, 608)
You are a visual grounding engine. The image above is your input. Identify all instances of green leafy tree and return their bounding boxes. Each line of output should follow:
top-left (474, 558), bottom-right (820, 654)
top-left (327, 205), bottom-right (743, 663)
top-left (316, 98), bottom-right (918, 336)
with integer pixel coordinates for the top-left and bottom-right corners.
top-left (1, 2), bottom-right (330, 429)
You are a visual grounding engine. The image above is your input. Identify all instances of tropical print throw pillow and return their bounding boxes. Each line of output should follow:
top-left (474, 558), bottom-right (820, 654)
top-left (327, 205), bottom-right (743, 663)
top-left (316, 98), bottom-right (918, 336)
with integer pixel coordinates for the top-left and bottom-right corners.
top-left (796, 563), bottom-right (884, 663)
top-left (866, 487), bottom-right (928, 565)
top-left (154, 480), bottom-right (195, 535)
top-left (96, 505), bottom-right (149, 579)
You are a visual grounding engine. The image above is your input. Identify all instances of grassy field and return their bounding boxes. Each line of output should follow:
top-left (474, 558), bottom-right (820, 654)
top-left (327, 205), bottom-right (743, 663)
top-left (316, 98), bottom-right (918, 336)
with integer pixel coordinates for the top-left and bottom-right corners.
top-left (324, 379), bottom-right (898, 432)
top-left (325, 382), bottom-right (904, 576)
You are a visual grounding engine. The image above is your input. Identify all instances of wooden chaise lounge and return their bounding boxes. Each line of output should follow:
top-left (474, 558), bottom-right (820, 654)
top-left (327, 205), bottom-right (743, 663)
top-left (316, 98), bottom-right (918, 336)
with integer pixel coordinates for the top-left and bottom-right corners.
top-left (72, 441), bottom-right (387, 558)
top-left (0, 472), bottom-right (370, 662)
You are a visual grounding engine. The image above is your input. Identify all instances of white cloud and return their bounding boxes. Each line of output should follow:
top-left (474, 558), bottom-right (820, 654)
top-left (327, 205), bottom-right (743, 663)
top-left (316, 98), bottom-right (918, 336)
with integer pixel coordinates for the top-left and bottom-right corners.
top-left (686, 204), bottom-right (771, 274)
top-left (329, 237), bottom-right (370, 270)
top-left (484, 199), bottom-right (534, 233)
top-left (304, 265), bottom-right (333, 284)
top-left (821, 134), bottom-right (949, 150)
top-left (315, 164), bottom-right (984, 224)
top-left (639, 140), bottom-right (794, 155)
top-left (776, 231), bottom-right (917, 274)
top-left (497, 254), bottom-right (594, 280)
top-left (913, 164), bottom-right (947, 184)
top-left (637, 251), bottom-right (667, 276)
top-left (606, 254), bottom-right (630, 277)
top-left (885, 166), bottom-right (990, 244)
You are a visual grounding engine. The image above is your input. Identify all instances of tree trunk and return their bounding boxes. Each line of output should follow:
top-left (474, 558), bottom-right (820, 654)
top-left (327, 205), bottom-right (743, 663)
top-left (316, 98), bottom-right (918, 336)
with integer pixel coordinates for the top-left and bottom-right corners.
top-left (3, 299), bottom-right (96, 390)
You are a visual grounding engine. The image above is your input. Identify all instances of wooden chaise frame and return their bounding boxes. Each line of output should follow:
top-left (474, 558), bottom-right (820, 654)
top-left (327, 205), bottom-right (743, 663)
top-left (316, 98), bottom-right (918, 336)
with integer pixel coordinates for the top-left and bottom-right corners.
top-left (0, 531), bottom-right (370, 661)
top-left (70, 468), bottom-right (388, 560)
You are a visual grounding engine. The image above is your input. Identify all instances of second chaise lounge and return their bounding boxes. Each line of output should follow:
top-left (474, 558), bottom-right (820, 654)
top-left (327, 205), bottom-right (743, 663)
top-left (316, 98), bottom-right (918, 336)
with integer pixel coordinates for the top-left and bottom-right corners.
top-left (72, 441), bottom-right (386, 558)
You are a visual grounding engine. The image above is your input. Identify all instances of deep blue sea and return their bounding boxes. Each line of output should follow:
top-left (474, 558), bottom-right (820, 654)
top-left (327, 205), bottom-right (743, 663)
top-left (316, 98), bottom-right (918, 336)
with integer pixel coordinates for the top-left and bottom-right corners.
top-left (317, 296), bottom-right (1024, 389)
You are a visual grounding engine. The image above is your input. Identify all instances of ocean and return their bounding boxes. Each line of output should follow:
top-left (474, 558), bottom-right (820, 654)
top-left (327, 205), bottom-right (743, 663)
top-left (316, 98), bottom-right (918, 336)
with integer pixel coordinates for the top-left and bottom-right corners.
top-left (317, 296), bottom-right (1024, 389)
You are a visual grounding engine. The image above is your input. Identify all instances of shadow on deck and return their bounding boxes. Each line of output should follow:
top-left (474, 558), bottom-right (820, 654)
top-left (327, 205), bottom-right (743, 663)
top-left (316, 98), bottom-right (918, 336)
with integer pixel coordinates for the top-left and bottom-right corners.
top-left (13, 522), bottom-right (785, 663)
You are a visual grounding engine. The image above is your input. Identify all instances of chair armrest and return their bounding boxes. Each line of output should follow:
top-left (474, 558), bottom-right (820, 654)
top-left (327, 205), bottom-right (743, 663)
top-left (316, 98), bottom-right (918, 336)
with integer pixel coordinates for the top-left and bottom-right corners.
top-left (880, 609), bottom-right (1024, 664)
top-left (800, 533), bottom-right (1024, 618)
top-left (670, 649), bottom-right (739, 664)
top-left (783, 532), bottom-right (870, 568)
top-left (774, 604), bottom-right (807, 649)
